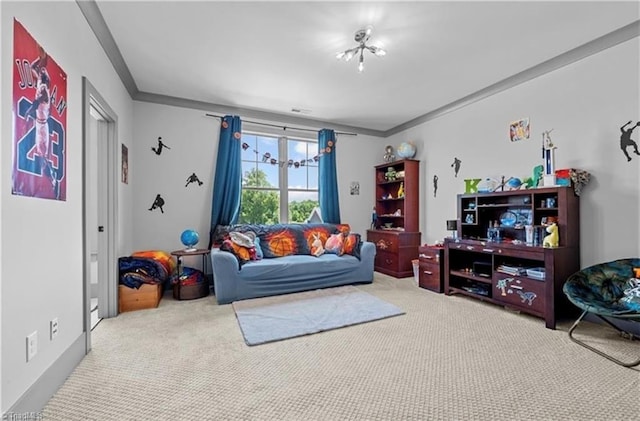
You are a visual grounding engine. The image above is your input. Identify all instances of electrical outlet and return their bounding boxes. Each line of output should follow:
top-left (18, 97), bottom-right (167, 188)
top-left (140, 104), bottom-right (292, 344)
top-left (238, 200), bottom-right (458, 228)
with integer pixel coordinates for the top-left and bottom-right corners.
top-left (26, 331), bottom-right (38, 362)
top-left (50, 318), bottom-right (59, 340)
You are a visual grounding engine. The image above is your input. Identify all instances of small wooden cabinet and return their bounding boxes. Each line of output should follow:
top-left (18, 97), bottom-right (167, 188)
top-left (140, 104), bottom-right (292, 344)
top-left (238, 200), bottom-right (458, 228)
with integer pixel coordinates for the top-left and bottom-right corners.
top-left (445, 186), bottom-right (580, 329)
top-left (368, 159), bottom-right (420, 278)
top-left (418, 245), bottom-right (444, 293)
top-left (368, 230), bottom-right (421, 278)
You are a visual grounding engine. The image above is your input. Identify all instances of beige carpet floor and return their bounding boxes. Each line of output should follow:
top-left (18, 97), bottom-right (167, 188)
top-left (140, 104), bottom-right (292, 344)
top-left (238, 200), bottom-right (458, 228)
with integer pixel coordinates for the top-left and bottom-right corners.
top-left (42, 273), bottom-right (639, 420)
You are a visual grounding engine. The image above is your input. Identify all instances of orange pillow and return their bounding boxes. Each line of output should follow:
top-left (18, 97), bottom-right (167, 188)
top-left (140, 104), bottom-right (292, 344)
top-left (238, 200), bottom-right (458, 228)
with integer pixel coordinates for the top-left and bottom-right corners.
top-left (343, 233), bottom-right (362, 260)
top-left (334, 224), bottom-right (351, 234)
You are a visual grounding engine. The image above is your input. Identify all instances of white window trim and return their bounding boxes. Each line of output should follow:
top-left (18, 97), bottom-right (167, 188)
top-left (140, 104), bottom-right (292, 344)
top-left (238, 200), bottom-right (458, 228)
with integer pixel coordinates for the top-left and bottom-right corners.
top-left (242, 131), bottom-right (318, 224)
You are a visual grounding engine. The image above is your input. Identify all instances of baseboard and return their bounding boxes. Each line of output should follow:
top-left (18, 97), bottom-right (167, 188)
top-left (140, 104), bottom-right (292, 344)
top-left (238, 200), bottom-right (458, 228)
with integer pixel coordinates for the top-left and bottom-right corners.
top-left (4, 333), bottom-right (86, 415)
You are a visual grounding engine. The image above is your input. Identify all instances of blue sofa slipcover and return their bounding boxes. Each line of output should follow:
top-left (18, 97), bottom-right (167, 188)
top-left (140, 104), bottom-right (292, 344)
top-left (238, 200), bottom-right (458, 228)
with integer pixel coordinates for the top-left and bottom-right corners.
top-left (210, 224), bottom-right (375, 304)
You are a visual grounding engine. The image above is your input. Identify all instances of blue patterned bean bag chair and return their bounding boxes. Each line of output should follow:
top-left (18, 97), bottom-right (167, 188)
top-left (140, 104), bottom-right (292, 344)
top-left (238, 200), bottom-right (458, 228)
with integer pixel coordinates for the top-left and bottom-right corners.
top-left (563, 258), bottom-right (640, 367)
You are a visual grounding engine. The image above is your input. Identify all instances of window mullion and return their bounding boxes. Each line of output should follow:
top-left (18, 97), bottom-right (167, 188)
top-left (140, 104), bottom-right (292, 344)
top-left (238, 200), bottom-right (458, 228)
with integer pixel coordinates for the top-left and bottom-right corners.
top-left (278, 136), bottom-right (288, 223)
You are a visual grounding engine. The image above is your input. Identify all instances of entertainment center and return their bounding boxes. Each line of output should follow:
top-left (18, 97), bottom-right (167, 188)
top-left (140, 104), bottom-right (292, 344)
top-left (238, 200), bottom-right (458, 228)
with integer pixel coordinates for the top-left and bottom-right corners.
top-left (444, 186), bottom-right (580, 329)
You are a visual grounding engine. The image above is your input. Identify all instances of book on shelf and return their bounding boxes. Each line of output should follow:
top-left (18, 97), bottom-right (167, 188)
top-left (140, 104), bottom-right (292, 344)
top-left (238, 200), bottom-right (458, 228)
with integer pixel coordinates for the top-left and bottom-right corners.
top-left (496, 265), bottom-right (528, 276)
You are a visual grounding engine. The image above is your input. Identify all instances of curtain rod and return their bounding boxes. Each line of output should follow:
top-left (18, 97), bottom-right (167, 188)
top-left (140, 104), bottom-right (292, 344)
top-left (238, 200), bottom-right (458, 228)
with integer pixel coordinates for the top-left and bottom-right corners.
top-left (204, 113), bottom-right (357, 136)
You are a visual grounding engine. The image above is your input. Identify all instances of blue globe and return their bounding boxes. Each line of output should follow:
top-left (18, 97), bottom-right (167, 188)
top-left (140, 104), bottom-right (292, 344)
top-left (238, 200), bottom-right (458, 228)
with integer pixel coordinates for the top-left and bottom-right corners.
top-left (396, 142), bottom-right (416, 159)
top-left (180, 229), bottom-right (199, 250)
top-left (506, 177), bottom-right (522, 190)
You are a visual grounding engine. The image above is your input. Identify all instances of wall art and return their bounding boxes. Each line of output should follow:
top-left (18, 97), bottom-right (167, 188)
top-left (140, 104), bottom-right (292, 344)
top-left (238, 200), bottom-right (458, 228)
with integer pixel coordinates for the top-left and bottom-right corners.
top-left (620, 120), bottom-right (640, 162)
top-left (509, 117), bottom-right (530, 142)
top-left (121, 143), bottom-right (128, 184)
top-left (152, 136), bottom-right (170, 155)
top-left (185, 172), bottom-right (203, 187)
top-left (451, 157), bottom-right (462, 177)
top-left (148, 194), bottom-right (165, 213)
top-left (12, 19), bottom-right (68, 201)
top-left (350, 181), bottom-right (360, 195)
top-left (433, 174), bottom-right (438, 197)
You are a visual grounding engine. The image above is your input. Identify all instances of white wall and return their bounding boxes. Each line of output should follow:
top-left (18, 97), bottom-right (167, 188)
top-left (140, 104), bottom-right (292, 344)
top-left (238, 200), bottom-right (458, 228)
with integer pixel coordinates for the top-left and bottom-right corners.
top-left (132, 102), bottom-right (218, 269)
top-left (335, 132), bottom-right (384, 235)
top-left (389, 38), bottom-right (640, 267)
top-left (0, 1), bottom-right (4, 412)
top-left (132, 102), bottom-right (382, 267)
top-left (1, 1), bottom-right (133, 412)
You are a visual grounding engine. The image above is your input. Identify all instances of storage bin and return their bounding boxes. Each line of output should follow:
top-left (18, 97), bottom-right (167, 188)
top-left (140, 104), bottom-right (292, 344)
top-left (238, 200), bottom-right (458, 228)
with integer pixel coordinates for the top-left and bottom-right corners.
top-left (555, 169), bottom-right (571, 186)
top-left (526, 267), bottom-right (546, 280)
top-left (172, 266), bottom-right (209, 300)
top-left (173, 281), bottom-right (209, 300)
top-left (118, 283), bottom-right (162, 313)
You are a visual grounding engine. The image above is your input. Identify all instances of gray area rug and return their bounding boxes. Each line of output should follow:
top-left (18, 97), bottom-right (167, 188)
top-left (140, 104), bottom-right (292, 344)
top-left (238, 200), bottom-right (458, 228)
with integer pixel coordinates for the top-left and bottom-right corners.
top-left (232, 285), bottom-right (405, 345)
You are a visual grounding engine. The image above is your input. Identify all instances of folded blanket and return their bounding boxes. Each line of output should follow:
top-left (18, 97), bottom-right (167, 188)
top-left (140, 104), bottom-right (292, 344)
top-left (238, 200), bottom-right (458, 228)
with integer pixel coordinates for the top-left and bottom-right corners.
top-left (119, 256), bottom-right (171, 289)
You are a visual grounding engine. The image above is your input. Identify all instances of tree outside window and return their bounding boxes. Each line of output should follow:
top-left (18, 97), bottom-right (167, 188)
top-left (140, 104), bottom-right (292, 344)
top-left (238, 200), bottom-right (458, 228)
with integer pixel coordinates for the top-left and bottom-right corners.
top-left (240, 133), bottom-right (318, 224)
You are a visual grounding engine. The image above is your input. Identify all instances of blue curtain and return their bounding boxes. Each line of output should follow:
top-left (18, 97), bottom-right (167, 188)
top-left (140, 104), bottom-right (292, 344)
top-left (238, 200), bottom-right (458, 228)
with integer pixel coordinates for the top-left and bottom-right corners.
top-left (318, 129), bottom-right (341, 223)
top-left (209, 115), bottom-right (242, 247)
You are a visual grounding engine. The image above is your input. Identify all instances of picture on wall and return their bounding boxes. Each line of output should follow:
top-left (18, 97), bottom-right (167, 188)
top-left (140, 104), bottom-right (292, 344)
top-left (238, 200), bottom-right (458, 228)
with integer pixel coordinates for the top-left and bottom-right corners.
top-left (122, 144), bottom-right (129, 184)
top-left (509, 117), bottom-right (530, 142)
top-left (12, 19), bottom-right (67, 201)
top-left (350, 181), bottom-right (360, 195)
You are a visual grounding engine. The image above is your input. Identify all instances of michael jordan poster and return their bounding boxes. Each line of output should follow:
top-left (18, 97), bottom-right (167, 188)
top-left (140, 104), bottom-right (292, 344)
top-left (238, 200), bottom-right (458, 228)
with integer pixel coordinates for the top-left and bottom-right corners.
top-left (12, 19), bottom-right (67, 201)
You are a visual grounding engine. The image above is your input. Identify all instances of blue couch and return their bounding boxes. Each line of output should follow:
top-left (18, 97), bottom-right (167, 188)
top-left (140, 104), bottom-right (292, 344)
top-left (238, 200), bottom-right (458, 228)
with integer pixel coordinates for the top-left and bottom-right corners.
top-left (210, 223), bottom-right (375, 304)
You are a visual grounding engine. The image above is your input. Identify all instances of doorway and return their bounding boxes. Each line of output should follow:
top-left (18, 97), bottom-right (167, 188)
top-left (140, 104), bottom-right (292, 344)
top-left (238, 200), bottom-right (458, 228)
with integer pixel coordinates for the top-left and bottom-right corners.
top-left (88, 108), bottom-right (102, 330)
top-left (82, 78), bottom-right (119, 353)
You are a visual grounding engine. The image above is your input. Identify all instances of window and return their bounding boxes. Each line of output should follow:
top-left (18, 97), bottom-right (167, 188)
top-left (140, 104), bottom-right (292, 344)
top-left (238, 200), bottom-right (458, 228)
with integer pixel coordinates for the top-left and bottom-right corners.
top-left (240, 133), bottom-right (318, 224)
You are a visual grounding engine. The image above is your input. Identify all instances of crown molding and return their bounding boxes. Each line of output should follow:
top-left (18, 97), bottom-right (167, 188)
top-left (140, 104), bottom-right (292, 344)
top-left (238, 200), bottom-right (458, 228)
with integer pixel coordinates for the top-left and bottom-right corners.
top-left (385, 19), bottom-right (640, 137)
top-left (76, 0), bottom-right (139, 97)
top-left (134, 91), bottom-right (385, 137)
top-left (78, 1), bottom-right (638, 138)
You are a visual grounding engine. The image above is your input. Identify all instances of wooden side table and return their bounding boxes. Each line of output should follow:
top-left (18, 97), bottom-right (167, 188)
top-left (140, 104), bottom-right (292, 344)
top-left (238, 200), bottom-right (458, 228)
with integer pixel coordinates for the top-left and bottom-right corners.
top-left (170, 249), bottom-right (211, 300)
top-left (171, 248), bottom-right (211, 277)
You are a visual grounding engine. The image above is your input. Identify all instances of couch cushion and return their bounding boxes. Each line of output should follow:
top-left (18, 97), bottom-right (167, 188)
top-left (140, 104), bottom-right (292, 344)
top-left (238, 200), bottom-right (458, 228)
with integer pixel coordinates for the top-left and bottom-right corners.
top-left (260, 224), bottom-right (306, 257)
top-left (227, 223), bottom-right (350, 258)
top-left (237, 253), bottom-right (362, 281)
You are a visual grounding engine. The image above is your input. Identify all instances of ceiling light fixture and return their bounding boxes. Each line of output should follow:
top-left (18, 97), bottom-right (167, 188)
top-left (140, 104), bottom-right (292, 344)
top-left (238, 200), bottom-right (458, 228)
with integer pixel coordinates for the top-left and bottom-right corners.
top-left (336, 26), bottom-right (386, 73)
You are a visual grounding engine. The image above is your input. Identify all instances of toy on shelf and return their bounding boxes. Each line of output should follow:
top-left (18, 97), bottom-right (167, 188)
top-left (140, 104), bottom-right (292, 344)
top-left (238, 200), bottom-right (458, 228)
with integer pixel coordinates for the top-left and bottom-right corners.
top-left (385, 166), bottom-right (397, 181)
top-left (543, 223), bottom-right (559, 248)
top-left (542, 129), bottom-right (557, 186)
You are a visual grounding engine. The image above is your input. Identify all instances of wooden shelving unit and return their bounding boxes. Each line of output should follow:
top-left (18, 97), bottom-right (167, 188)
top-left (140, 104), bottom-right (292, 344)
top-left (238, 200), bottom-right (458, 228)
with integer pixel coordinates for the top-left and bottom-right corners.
top-left (367, 159), bottom-right (420, 278)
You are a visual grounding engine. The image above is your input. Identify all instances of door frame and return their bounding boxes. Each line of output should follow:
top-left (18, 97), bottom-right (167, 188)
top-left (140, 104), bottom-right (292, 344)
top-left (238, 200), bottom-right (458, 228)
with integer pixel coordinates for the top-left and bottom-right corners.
top-left (82, 77), bottom-right (119, 353)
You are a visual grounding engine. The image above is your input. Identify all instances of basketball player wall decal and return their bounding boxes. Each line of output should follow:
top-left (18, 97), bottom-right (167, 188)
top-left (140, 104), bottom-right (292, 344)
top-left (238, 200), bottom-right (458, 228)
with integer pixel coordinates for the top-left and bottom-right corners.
top-left (620, 120), bottom-right (640, 162)
top-left (185, 172), bottom-right (203, 187)
top-left (151, 136), bottom-right (171, 155)
top-left (148, 194), bottom-right (165, 213)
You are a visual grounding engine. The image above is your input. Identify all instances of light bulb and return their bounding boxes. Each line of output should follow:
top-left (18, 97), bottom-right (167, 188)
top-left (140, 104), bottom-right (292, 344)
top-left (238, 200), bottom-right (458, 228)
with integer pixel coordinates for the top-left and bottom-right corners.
top-left (344, 50), bottom-right (355, 61)
top-left (336, 51), bottom-right (345, 60)
top-left (358, 62), bottom-right (364, 72)
top-left (374, 48), bottom-right (386, 56)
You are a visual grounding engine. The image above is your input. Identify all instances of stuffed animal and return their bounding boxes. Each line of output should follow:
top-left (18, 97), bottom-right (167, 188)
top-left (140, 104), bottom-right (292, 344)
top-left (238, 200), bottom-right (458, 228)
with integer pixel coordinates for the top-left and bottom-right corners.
top-left (543, 223), bottom-right (559, 248)
top-left (523, 165), bottom-right (544, 188)
top-left (310, 232), bottom-right (325, 257)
